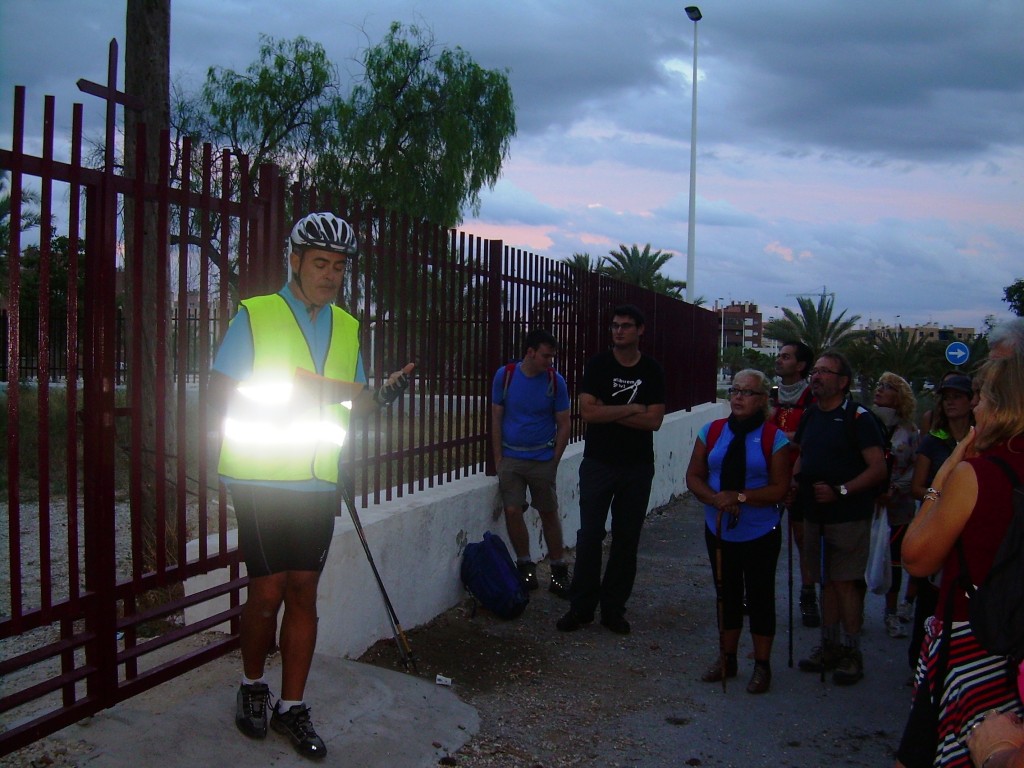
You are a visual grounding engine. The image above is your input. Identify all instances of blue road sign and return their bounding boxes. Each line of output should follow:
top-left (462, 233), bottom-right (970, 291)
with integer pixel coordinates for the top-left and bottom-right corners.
top-left (945, 341), bottom-right (970, 366)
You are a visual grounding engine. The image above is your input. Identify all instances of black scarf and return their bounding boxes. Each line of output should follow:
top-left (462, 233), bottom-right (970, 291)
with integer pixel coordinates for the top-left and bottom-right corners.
top-left (719, 411), bottom-right (766, 492)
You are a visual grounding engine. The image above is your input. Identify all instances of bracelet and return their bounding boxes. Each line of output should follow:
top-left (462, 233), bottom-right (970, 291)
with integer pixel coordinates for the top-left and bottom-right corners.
top-left (927, 487), bottom-right (942, 497)
top-left (923, 492), bottom-right (940, 503)
top-left (982, 741), bottom-right (1023, 768)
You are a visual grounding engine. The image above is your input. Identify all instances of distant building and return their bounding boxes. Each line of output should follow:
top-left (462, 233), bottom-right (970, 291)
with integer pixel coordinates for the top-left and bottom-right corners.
top-left (717, 301), bottom-right (764, 350)
top-left (862, 319), bottom-right (977, 342)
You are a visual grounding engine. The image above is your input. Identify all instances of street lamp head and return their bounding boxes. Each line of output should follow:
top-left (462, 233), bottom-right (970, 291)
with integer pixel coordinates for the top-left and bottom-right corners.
top-left (685, 6), bottom-right (702, 22)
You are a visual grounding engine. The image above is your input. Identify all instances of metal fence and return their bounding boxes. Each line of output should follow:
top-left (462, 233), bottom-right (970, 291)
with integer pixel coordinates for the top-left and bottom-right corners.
top-left (0, 41), bottom-right (717, 755)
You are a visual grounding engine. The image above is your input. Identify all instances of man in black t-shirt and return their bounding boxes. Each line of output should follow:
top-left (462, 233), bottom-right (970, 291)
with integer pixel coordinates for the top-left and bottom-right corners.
top-left (556, 304), bottom-right (665, 635)
top-left (792, 350), bottom-right (886, 686)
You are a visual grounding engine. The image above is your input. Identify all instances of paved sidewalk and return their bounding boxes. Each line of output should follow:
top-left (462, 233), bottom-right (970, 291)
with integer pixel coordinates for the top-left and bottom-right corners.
top-left (4, 654), bottom-right (476, 767)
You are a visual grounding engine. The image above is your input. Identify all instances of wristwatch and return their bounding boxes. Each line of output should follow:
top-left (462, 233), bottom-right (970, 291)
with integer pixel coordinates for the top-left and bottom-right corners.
top-left (835, 484), bottom-right (849, 497)
top-left (737, 492), bottom-right (747, 504)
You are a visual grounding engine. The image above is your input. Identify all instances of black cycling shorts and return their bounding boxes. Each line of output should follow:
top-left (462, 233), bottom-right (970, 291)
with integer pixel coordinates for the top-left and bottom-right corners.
top-left (230, 485), bottom-right (337, 577)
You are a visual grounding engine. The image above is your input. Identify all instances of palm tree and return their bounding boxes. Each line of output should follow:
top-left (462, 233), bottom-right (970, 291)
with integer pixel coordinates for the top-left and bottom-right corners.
top-left (764, 294), bottom-right (865, 361)
top-left (600, 243), bottom-right (686, 298)
top-left (845, 328), bottom-right (931, 402)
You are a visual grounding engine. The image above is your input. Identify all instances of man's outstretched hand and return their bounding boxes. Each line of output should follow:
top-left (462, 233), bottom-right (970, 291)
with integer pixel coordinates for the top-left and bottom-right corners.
top-left (375, 363), bottom-right (416, 407)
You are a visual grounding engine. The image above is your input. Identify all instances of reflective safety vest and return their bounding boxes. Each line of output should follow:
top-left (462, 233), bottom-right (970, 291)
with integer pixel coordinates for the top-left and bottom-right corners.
top-left (217, 294), bottom-right (360, 484)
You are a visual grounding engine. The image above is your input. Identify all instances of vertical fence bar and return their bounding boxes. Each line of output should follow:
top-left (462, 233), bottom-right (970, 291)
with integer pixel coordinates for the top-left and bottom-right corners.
top-left (6, 85), bottom-right (25, 629)
top-left (36, 95), bottom-right (55, 616)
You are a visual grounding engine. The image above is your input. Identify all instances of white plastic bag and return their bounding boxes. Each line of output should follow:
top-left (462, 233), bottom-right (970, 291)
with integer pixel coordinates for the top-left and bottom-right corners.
top-left (865, 506), bottom-right (892, 596)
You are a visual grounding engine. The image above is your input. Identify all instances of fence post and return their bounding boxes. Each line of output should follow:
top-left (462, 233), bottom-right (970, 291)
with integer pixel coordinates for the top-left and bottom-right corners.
top-left (484, 239), bottom-right (504, 475)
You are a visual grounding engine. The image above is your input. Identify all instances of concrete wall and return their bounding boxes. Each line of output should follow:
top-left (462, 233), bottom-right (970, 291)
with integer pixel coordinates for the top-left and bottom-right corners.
top-left (185, 400), bottom-right (727, 659)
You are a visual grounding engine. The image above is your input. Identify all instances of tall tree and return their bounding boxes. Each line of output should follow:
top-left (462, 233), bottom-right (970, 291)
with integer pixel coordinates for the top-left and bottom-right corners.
top-left (1003, 278), bottom-right (1024, 316)
top-left (600, 243), bottom-right (686, 297)
top-left (124, 0), bottom-right (173, 574)
top-left (764, 294), bottom-right (864, 360)
top-left (180, 25), bottom-right (515, 230)
top-left (323, 23), bottom-right (516, 227)
top-left (200, 34), bottom-right (337, 179)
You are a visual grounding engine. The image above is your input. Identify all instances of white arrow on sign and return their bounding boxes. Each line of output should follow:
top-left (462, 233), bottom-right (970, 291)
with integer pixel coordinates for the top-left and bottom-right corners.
top-left (945, 342), bottom-right (969, 365)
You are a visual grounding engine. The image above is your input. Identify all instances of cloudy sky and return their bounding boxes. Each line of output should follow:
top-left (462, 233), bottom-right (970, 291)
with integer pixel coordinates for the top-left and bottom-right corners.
top-left (2, 0), bottom-right (1022, 333)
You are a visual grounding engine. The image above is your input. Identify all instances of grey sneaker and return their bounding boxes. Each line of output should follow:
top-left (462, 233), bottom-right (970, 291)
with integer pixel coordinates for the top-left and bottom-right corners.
top-left (271, 702), bottom-right (326, 760)
top-left (235, 682), bottom-right (270, 739)
top-left (517, 561), bottom-right (539, 591)
top-left (886, 613), bottom-right (907, 639)
top-left (797, 643), bottom-right (841, 673)
top-left (832, 648), bottom-right (864, 686)
top-left (549, 563), bottom-right (570, 598)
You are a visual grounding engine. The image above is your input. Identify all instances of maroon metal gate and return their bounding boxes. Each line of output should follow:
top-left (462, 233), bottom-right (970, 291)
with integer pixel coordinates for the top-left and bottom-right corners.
top-left (1, 41), bottom-right (717, 757)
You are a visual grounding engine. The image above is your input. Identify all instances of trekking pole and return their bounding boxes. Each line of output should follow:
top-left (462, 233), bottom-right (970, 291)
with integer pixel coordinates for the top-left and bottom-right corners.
top-left (819, 520), bottom-right (827, 684)
top-left (338, 471), bottom-right (418, 674)
top-left (786, 506), bottom-right (794, 668)
top-left (715, 510), bottom-right (727, 693)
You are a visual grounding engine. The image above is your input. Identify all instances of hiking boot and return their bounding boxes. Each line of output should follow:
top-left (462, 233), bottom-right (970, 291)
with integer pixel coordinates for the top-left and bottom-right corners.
top-left (832, 647), bottom-right (864, 686)
top-left (271, 703), bottom-right (327, 760)
top-left (746, 663), bottom-right (771, 694)
top-left (517, 561), bottom-right (539, 591)
top-left (799, 586), bottom-right (821, 628)
top-left (600, 614), bottom-right (631, 635)
top-left (798, 643), bottom-right (841, 673)
top-left (235, 682), bottom-right (270, 739)
top-left (556, 609), bottom-right (593, 632)
top-left (885, 613), bottom-right (908, 639)
top-left (700, 655), bottom-right (738, 683)
top-left (897, 600), bottom-right (914, 623)
top-left (549, 563), bottom-right (570, 599)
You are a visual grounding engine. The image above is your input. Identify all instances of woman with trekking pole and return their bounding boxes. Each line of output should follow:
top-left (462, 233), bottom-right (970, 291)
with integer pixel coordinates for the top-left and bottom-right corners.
top-left (685, 369), bottom-right (791, 694)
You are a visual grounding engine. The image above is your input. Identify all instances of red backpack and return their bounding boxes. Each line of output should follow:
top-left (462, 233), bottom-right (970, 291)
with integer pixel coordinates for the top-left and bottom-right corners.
top-left (705, 418), bottom-right (779, 466)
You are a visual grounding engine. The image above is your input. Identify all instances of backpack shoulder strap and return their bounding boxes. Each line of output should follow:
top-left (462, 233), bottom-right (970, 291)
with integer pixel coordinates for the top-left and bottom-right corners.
top-left (706, 418), bottom-right (727, 453)
top-left (502, 362), bottom-right (518, 401)
top-left (987, 455), bottom-right (1023, 488)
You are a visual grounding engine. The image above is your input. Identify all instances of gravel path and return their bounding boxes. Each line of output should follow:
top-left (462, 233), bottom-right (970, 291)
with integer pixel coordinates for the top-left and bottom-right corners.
top-left (361, 493), bottom-right (913, 767)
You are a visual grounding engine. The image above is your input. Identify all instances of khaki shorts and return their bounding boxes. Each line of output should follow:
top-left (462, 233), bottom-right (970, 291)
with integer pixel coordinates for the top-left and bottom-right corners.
top-left (498, 457), bottom-right (558, 512)
top-left (801, 518), bottom-right (871, 582)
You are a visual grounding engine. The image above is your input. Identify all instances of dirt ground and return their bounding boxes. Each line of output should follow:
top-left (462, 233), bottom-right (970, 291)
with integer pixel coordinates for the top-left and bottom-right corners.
top-left (358, 495), bottom-right (912, 768)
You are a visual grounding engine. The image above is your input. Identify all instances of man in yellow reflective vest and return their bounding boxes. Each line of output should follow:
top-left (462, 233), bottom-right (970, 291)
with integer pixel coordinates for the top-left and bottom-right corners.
top-left (209, 212), bottom-right (413, 760)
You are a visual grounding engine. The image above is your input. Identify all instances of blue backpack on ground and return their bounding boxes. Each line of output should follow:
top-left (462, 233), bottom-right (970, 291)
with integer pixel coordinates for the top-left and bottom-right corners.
top-left (461, 531), bottom-right (529, 619)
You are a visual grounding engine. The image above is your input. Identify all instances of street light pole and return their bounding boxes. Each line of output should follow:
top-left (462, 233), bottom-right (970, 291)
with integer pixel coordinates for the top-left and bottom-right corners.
top-left (684, 5), bottom-right (702, 303)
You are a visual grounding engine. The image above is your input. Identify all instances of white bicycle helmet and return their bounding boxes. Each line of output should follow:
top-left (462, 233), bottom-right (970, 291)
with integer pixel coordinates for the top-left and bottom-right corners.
top-left (289, 212), bottom-right (358, 256)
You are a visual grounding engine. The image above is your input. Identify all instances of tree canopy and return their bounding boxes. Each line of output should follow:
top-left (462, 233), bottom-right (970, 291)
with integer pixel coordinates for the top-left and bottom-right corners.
top-left (1003, 278), bottom-right (1024, 316)
top-left (764, 294), bottom-right (864, 360)
top-left (181, 25), bottom-right (516, 228)
top-left (600, 243), bottom-right (686, 298)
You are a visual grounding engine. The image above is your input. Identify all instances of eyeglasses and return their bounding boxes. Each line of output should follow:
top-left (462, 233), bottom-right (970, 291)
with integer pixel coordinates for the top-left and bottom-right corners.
top-left (609, 322), bottom-right (636, 332)
top-left (809, 368), bottom-right (841, 377)
top-left (727, 387), bottom-right (765, 398)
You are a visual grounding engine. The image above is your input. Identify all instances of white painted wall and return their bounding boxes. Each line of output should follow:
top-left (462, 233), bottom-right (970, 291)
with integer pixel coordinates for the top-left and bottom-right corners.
top-left (184, 401), bottom-right (728, 659)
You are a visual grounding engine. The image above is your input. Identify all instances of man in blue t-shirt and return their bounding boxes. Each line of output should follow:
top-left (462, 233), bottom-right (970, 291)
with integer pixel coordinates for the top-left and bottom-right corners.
top-left (491, 329), bottom-right (572, 597)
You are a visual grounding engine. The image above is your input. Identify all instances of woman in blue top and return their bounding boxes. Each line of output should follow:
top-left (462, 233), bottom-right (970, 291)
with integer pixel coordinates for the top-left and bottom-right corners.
top-left (686, 369), bottom-right (791, 694)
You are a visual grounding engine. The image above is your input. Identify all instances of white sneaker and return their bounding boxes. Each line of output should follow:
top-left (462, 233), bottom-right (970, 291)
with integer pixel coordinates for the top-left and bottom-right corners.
top-left (897, 601), bottom-right (914, 623)
top-left (886, 613), bottom-right (907, 638)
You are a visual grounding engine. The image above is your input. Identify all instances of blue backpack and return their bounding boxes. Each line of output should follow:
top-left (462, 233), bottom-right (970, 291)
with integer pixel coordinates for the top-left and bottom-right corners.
top-left (461, 531), bottom-right (529, 619)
